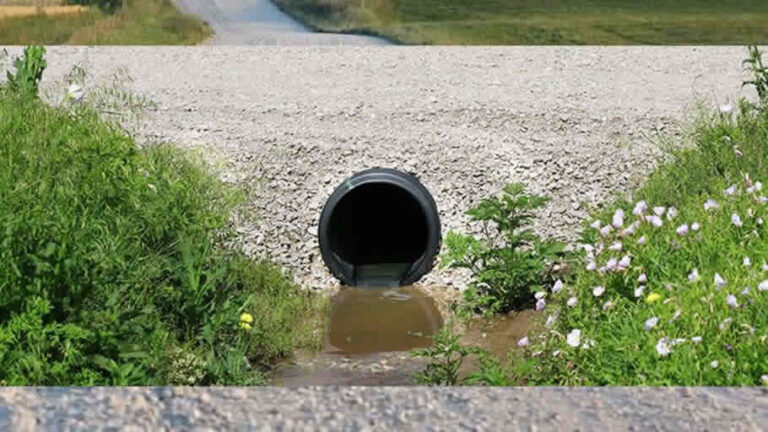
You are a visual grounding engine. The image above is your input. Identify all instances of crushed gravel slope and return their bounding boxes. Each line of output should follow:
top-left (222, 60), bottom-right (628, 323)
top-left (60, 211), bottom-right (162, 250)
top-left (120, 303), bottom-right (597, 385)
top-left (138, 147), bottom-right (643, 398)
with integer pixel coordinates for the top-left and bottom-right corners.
top-left (15, 46), bottom-right (755, 290)
top-left (2, 387), bottom-right (767, 430)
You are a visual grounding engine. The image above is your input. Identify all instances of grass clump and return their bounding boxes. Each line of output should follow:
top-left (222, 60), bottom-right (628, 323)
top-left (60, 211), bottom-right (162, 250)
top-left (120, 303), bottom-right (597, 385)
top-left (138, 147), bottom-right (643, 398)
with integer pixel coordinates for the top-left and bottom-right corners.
top-left (516, 47), bottom-right (768, 386)
top-left (274, 0), bottom-right (768, 45)
top-left (0, 47), bottom-right (324, 385)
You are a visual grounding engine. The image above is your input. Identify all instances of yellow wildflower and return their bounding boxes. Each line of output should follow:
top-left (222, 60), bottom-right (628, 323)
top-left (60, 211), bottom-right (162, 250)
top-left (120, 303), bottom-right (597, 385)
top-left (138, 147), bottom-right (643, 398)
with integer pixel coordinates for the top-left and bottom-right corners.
top-left (240, 312), bottom-right (253, 324)
top-left (240, 322), bottom-right (252, 331)
top-left (646, 293), bottom-right (662, 304)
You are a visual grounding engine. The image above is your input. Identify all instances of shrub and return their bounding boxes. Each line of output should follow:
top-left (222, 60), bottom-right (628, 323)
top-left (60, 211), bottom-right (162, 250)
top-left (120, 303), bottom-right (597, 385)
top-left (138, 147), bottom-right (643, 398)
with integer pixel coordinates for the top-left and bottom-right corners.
top-left (0, 49), bottom-right (324, 385)
top-left (411, 327), bottom-right (484, 385)
top-left (5, 45), bottom-right (46, 98)
top-left (441, 183), bottom-right (565, 315)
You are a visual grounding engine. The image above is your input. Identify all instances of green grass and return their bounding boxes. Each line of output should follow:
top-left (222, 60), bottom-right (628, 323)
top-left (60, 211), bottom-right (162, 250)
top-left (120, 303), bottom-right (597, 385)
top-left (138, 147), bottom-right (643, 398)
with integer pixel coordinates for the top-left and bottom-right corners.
top-left (0, 64), bottom-right (325, 385)
top-left (0, 0), bottom-right (210, 44)
top-left (274, 0), bottom-right (768, 44)
top-left (519, 99), bottom-right (768, 384)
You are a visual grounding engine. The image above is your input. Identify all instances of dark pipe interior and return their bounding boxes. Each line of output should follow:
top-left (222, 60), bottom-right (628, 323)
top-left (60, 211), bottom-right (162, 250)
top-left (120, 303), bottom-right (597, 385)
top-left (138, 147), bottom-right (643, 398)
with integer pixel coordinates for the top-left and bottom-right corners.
top-left (328, 183), bottom-right (428, 283)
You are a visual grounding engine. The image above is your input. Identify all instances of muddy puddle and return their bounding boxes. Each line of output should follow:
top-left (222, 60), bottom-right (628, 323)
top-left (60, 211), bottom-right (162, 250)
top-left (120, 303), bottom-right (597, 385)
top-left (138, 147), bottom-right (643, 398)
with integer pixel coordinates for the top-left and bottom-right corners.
top-left (270, 285), bottom-right (539, 386)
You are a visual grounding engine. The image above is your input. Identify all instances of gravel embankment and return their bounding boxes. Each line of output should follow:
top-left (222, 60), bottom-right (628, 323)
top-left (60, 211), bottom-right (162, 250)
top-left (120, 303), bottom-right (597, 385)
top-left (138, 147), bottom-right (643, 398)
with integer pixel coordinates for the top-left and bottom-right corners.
top-left (1, 387), bottom-right (767, 430)
top-left (10, 46), bottom-right (754, 291)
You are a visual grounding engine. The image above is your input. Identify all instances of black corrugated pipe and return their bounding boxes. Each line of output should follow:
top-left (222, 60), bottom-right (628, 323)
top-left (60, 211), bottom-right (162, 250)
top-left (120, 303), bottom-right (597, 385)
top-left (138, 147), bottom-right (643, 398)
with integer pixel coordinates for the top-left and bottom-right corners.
top-left (318, 168), bottom-right (441, 287)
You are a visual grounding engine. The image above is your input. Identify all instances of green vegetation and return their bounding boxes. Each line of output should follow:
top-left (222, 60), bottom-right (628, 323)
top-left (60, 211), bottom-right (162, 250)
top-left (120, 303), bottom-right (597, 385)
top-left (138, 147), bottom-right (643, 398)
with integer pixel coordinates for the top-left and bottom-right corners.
top-left (0, 47), bottom-right (325, 385)
top-left (441, 183), bottom-right (564, 316)
top-left (274, 0), bottom-right (768, 44)
top-left (426, 46), bottom-right (768, 386)
top-left (0, 0), bottom-right (210, 45)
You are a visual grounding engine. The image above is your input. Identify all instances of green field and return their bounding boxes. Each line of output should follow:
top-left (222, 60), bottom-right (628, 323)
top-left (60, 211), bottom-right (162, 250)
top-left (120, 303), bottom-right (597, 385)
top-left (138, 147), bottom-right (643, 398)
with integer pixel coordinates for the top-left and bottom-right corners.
top-left (0, 0), bottom-right (210, 45)
top-left (274, 0), bottom-right (768, 44)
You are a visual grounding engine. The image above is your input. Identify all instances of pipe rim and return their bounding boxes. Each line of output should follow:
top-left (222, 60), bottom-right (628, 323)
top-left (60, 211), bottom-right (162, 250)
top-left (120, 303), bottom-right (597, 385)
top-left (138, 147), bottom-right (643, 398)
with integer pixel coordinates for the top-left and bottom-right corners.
top-left (318, 168), bottom-right (441, 287)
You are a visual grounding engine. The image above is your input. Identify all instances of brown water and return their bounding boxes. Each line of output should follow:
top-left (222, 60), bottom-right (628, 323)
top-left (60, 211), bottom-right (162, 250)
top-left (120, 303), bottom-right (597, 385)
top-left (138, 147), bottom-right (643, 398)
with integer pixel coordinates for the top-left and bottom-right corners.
top-left (271, 285), bottom-right (443, 386)
top-left (270, 285), bottom-right (539, 386)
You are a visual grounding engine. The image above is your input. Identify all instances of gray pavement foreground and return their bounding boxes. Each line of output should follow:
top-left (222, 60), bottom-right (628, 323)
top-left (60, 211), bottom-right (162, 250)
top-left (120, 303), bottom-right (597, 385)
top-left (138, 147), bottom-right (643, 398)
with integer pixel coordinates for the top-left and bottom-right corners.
top-left (1, 387), bottom-right (766, 430)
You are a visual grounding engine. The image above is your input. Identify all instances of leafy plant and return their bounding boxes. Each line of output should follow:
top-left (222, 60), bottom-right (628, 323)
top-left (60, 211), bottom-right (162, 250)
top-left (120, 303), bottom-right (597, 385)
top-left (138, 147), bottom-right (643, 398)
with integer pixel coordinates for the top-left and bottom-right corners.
top-left (5, 45), bottom-right (46, 98)
top-left (743, 45), bottom-right (767, 108)
top-left (411, 327), bottom-right (485, 386)
top-left (441, 183), bottom-right (565, 315)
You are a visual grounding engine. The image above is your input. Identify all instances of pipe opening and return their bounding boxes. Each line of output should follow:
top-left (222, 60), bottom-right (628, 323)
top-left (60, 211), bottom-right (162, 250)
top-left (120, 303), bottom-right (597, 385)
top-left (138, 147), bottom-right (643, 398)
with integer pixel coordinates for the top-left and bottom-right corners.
top-left (318, 169), bottom-right (441, 287)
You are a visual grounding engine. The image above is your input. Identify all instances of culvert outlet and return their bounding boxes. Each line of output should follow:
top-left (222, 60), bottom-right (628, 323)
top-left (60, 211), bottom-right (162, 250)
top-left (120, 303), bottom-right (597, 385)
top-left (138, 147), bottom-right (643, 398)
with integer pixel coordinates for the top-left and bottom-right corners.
top-left (318, 168), bottom-right (441, 287)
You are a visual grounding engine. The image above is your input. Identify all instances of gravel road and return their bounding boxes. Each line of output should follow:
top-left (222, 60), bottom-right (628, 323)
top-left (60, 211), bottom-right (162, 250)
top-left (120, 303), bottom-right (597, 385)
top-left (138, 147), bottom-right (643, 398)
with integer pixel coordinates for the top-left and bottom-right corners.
top-left (2, 387), bottom-right (767, 430)
top-left (174, 0), bottom-right (389, 45)
top-left (7, 46), bottom-right (756, 291)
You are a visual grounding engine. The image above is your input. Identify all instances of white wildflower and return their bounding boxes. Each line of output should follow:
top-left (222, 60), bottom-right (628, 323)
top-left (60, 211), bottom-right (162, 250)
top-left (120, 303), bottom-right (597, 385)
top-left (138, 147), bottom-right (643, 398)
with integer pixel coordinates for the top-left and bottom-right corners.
top-left (732, 213), bottom-right (743, 227)
top-left (741, 287), bottom-right (750, 295)
top-left (644, 317), bottom-right (659, 331)
top-left (723, 185), bottom-right (737, 196)
top-left (638, 273), bottom-right (647, 283)
top-left (719, 103), bottom-right (733, 114)
top-left (600, 225), bottom-right (613, 236)
top-left (763, 261), bottom-right (768, 271)
top-left (676, 224), bottom-right (689, 236)
top-left (744, 257), bottom-right (751, 267)
top-left (688, 268), bottom-right (699, 282)
top-left (636, 236), bottom-right (647, 245)
top-left (566, 329), bottom-right (581, 348)
top-left (666, 207), bottom-right (678, 220)
top-left (759, 196), bottom-right (768, 203)
top-left (647, 215), bottom-right (663, 227)
top-left (633, 200), bottom-right (648, 216)
top-left (618, 255), bottom-right (631, 270)
top-left (67, 83), bottom-right (84, 102)
top-left (758, 280), bottom-right (768, 291)
top-left (612, 209), bottom-right (625, 228)
top-left (608, 241), bottom-right (622, 251)
top-left (761, 375), bottom-right (768, 385)
top-left (605, 258), bottom-right (618, 271)
top-left (602, 300), bottom-right (613, 310)
top-left (582, 339), bottom-right (595, 349)
top-left (586, 261), bottom-right (597, 271)
top-left (704, 199), bottom-right (719, 211)
top-left (714, 273), bottom-right (727, 289)
top-left (634, 286), bottom-right (645, 297)
top-left (691, 222), bottom-right (700, 231)
top-left (593, 286), bottom-right (605, 297)
top-left (726, 294), bottom-right (739, 308)
top-left (552, 280), bottom-right (563, 294)
top-left (535, 291), bottom-right (547, 300)
top-left (567, 297), bottom-right (578, 307)
top-left (545, 315), bottom-right (557, 327)
top-left (756, 182), bottom-right (763, 192)
top-left (653, 206), bottom-right (666, 216)
top-left (536, 299), bottom-right (546, 311)
top-left (517, 336), bottom-right (530, 347)
top-left (710, 360), bottom-right (719, 368)
top-left (691, 336), bottom-right (702, 343)
top-left (656, 337), bottom-right (672, 357)
top-left (591, 220), bottom-right (601, 230)
top-left (552, 350), bottom-right (560, 357)
top-left (719, 317), bottom-right (733, 330)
